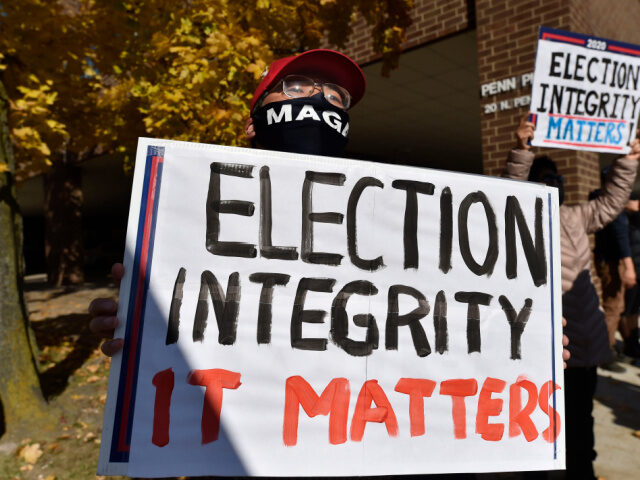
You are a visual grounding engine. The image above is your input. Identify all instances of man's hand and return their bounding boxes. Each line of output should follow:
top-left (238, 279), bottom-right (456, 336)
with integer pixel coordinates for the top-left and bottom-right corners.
top-left (626, 199), bottom-right (640, 212)
top-left (621, 257), bottom-right (637, 289)
top-left (244, 117), bottom-right (255, 140)
top-left (89, 263), bottom-right (125, 356)
top-left (562, 317), bottom-right (570, 369)
top-left (516, 114), bottom-right (535, 151)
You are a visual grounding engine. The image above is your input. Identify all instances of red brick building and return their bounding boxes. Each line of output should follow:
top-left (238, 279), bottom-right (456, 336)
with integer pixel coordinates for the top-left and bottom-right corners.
top-left (339, 0), bottom-right (640, 205)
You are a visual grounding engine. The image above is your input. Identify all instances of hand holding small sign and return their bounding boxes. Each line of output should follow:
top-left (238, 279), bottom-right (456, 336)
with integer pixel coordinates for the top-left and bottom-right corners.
top-left (628, 130), bottom-right (640, 161)
top-left (516, 115), bottom-right (535, 151)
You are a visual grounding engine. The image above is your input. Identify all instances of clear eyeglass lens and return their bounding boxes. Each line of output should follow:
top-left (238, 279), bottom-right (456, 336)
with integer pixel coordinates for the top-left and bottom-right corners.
top-left (281, 75), bottom-right (351, 110)
top-left (282, 76), bottom-right (315, 97)
top-left (323, 83), bottom-right (350, 109)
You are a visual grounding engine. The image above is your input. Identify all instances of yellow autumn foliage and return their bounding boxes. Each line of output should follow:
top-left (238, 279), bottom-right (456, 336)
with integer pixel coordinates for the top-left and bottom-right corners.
top-left (0, 0), bottom-right (109, 180)
top-left (1, 0), bottom-right (413, 176)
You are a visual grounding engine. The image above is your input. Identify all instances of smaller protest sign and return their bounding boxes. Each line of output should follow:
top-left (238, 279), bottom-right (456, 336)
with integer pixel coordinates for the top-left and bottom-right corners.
top-left (530, 26), bottom-right (640, 154)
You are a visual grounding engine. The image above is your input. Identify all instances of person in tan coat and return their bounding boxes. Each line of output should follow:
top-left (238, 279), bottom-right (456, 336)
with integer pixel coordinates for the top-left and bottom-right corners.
top-left (504, 115), bottom-right (640, 480)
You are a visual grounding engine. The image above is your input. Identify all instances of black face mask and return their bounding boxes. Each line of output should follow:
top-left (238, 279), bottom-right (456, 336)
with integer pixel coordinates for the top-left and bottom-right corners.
top-left (251, 93), bottom-right (349, 157)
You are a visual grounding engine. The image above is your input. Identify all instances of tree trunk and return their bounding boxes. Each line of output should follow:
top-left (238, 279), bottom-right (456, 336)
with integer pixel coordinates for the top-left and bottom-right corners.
top-left (44, 157), bottom-right (84, 286)
top-left (0, 81), bottom-right (55, 438)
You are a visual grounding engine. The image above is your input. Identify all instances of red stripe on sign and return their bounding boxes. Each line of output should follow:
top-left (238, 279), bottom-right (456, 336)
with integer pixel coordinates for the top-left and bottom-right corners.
top-left (542, 139), bottom-right (624, 150)
top-left (608, 45), bottom-right (640, 56)
top-left (548, 113), bottom-right (627, 124)
top-left (118, 155), bottom-right (162, 453)
top-left (542, 32), bottom-right (585, 45)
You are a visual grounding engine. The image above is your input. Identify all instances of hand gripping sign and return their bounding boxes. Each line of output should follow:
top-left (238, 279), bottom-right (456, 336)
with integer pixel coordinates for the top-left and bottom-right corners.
top-left (530, 26), bottom-right (640, 154)
top-left (98, 138), bottom-right (564, 477)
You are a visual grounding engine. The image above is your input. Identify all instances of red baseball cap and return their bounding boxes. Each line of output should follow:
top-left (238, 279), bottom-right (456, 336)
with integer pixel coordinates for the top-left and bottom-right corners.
top-left (250, 49), bottom-right (366, 111)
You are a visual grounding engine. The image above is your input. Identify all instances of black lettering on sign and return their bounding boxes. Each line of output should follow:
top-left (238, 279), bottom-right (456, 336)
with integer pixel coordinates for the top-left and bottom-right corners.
top-left (549, 51), bottom-right (563, 77)
top-left (562, 53), bottom-right (573, 80)
top-left (249, 272), bottom-right (291, 344)
top-left (291, 278), bottom-right (336, 351)
top-left (454, 292), bottom-right (493, 353)
top-left (330, 280), bottom-right (379, 357)
top-left (505, 196), bottom-right (547, 286)
top-left (574, 54), bottom-right (586, 82)
top-left (194, 271), bottom-right (241, 345)
top-left (458, 191), bottom-right (498, 276)
top-left (598, 92), bottom-right (610, 117)
top-left (433, 290), bottom-right (448, 354)
top-left (301, 171), bottom-right (345, 266)
top-left (537, 83), bottom-right (549, 112)
top-left (166, 267), bottom-right (187, 345)
top-left (498, 295), bottom-right (533, 360)
top-left (439, 187), bottom-right (453, 274)
top-left (550, 84), bottom-right (563, 114)
top-left (386, 285), bottom-right (431, 357)
top-left (392, 180), bottom-right (435, 269)
top-left (347, 177), bottom-right (384, 271)
top-left (206, 162), bottom-right (256, 258)
top-left (259, 166), bottom-right (299, 260)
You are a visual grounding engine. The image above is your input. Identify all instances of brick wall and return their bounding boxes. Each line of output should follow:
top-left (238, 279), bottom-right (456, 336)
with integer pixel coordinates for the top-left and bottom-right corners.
top-left (340, 0), bottom-right (639, 205)
top-left (337, 0), bottom-right (472, 65)
top-left (571, 0), bottom-right (640, 44)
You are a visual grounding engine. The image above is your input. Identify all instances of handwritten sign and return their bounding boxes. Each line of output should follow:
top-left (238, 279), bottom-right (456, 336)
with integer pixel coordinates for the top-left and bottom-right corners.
top-left (98, 138), bottom-right (564, 477)
top-left (530, 26), bottom-right (640, 153)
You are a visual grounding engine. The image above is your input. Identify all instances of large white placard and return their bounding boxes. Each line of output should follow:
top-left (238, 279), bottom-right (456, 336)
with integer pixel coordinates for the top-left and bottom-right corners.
top-left (531, 27), bottom-right (640, 154)
top-left (99, 138), bottom-right (564, 477)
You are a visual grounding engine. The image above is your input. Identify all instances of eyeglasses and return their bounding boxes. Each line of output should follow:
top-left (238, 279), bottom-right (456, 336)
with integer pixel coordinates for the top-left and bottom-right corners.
top-left (266, 75), bottom-right (352, 110)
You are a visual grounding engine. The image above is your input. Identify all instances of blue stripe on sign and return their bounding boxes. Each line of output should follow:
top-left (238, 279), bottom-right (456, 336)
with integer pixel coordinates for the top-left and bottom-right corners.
top-left (125, 156), bottom-right (164, 447)
top-left (548, 192), bottom-right (557, 460)
top-left (110, 145), bottom-right (165, 462)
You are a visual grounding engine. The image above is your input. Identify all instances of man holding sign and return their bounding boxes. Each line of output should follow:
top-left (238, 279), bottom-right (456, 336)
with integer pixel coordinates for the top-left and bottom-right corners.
top-left (91, 49), bottom-right (569, 477)
top-left (506, 115), bottom-right (640, 480)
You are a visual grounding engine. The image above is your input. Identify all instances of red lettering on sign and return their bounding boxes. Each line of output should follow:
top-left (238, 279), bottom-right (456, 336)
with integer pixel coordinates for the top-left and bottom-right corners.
top-left (394, 378), bottom-right (436, 437)
top-left (538, 380), bottom-right (561, 443)
top-left (148, 370), bottom-right (562, 447)
top-left (475, 377), bottom-right (506, 441)
top-left (151, 368), bottom-right (174, 447)
top-left (439, 378), bottom-right (478, 439)
top-left (350, 380), bottom-right (398, 441)
top-left (509, 376), bottom-right (539, 441)
top-left (283, 376), bottom-right (350, 446)
top-left (187, 368), bottom-right (241, 444)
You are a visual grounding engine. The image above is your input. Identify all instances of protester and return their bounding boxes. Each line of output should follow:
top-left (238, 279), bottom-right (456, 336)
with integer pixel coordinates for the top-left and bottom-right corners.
top-left (504, 115), bottom-right (640, 480)
top-left (89, 52), bottom-right (570, 480)
top-left (89, 49), bottom-right (366, 355)
top-left (590, 169), bottom-right (637, 372)
top-left (621, 195), bottom-right (640, 358)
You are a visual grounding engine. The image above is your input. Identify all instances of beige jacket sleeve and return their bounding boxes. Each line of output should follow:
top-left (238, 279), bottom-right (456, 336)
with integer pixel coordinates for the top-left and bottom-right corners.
top-left (575, 155), bottom-right (638, 234)
top-left (503, 148), bottom-right (638, 234)
top-left (502, 149), bottom-right (535, 180)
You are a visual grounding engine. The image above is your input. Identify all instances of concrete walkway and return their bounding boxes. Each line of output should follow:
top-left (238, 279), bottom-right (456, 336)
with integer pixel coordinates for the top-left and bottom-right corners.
top-left (593, 356), bottom-right (640, 480)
